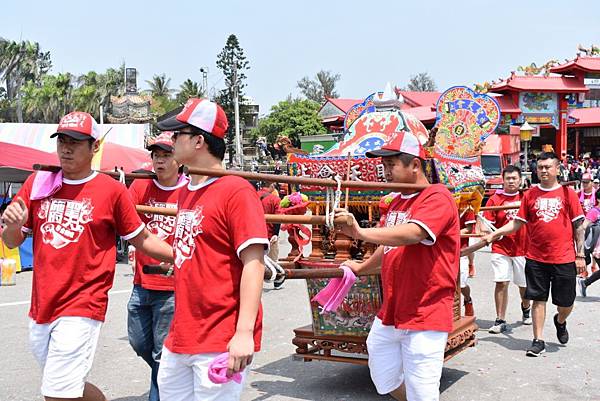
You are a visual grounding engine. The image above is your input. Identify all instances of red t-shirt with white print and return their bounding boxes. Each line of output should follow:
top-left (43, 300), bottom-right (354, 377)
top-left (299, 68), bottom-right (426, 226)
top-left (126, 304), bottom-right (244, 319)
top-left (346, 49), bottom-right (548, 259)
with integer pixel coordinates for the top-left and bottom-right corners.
top-left (129, 178), bottom-right (187, 291)
top-left (378, 184), bottom-right (460, 333)
top-left (164, 176), bottom-right (269, 354)
top-left (483, 191), bottom-right (527, 257)
top-left (515, 185), bottom-right (584, 264)
top-left (16, 172), bottom-right (144, 324)
top-left (577, 190), bottom-right (595, 214)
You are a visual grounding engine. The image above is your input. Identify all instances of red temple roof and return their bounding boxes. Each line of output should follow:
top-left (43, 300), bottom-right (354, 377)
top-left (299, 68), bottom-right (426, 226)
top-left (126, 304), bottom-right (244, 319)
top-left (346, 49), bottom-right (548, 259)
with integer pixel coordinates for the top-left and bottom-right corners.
top-left (568, 107), bottom-right (600, 127)
top-left (403, 105), bottom-right (436, 123)
top-left (490, 74), bottom-right (588, 93)
top-left (398, 91), bottom-right (441, 107)
top-left (493, 95), bottom-right (521, 114)
top-left (549, 56), bottom-right (600, 75)
top-left (324, 98), bottom-right (363, 114)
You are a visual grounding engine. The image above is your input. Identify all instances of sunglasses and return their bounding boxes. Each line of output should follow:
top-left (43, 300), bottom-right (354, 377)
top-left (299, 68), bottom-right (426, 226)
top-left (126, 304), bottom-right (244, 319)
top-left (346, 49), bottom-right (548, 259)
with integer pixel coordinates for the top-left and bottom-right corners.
top-left (172, 131), bottom-right (200, 140)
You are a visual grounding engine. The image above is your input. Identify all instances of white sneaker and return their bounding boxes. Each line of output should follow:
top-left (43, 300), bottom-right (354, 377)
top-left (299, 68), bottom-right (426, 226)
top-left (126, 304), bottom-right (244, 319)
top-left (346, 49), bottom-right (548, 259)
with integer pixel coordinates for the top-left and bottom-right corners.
top-left (489, 319), bottom-right (507, 334)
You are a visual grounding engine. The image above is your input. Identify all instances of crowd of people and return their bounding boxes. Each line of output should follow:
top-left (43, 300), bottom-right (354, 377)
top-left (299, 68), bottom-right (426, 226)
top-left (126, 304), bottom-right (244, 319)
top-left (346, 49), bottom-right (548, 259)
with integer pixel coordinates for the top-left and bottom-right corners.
top-left (1, 98), bottom-right (598, 401)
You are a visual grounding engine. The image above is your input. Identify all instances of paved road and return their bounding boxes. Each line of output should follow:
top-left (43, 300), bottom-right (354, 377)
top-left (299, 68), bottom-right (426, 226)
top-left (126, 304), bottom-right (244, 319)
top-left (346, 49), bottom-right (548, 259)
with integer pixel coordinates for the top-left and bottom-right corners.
top-left (1, 237), bottom-right (600, 401)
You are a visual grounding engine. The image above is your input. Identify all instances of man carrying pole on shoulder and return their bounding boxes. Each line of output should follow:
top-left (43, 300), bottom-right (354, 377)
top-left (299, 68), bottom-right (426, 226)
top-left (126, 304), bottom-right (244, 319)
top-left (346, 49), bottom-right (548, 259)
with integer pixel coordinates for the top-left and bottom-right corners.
top-left (483, 152), bottom-right (585, 357)
top-left (1, 111), bottom-right (173, 401)
top-left (334, 131), bottom-right (460, 401)
top-left (155, 98), bottom-right (268, 401)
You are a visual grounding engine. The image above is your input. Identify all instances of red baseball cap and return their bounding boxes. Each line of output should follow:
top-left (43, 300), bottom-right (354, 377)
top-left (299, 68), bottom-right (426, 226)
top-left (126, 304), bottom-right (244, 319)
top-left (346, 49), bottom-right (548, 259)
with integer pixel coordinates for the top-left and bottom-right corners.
top-left (582, 173), bottom-right (593, 181)
top-left (147, 132), bottom-right (175, 152)
top-left (51, 111), bottom-right (101, 140)
top-left (156, 98), bottom-right (228, 138)
top-left (366, 131), bottom-right (426, 159)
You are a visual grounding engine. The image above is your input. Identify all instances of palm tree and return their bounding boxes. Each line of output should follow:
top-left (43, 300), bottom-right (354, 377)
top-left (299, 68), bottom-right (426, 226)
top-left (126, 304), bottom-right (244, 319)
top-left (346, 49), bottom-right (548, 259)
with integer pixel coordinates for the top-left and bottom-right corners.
top-left (145, 74), bottom-right (173, 98)
top-left (176, 79), bottom-right (204, 104)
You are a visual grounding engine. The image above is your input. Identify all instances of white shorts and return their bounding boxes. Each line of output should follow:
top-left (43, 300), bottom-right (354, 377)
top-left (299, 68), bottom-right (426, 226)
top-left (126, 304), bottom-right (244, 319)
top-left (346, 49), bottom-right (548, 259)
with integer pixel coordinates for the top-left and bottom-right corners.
top-left (490, 254), bottom-right (526, 287)
top-left (366, 318), bottom-right (447, 400)
top-left (459, 256), bottom-right (469, 288)
top-left (29, 316), bottom-right (102, 398)
top-left (158, 346), bottom-right (248, 401)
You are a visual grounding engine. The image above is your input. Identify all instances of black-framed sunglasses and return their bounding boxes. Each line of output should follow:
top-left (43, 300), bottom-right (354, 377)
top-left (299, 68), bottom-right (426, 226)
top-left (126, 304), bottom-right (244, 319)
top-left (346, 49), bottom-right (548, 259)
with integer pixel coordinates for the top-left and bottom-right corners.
top-left (172, 130), bottom-right (200, 141)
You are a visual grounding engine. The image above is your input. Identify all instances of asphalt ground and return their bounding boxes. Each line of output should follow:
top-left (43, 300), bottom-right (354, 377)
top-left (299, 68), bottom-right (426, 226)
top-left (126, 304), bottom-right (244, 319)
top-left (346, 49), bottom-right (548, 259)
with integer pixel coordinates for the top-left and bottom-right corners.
top-left (1, 235), bottom-right (600, 401)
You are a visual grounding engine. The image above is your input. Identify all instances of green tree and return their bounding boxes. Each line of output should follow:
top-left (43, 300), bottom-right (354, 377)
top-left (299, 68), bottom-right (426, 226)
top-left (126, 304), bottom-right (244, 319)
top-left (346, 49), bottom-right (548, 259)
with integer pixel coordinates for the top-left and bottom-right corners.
top-left (0, 38), bottom-right (52, 122)
top-left (145, 74), bottom-right (174, 98)
top-left (297, 70), bottom-right (340, 103)
top-left (215, 34), bottom-right (250, 161)
top-left (176, 79), bottom-right (204, 104)
top-left (251, 98), bottom-right (326, 145)
top-left (406, 72), bottom-right (437, 91)
top-left (21, 72), bottom-right (74, 122)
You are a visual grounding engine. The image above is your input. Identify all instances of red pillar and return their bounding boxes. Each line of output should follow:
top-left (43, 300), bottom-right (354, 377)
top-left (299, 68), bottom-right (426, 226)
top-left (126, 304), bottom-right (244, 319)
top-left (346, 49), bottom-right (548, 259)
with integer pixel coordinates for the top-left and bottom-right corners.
top-left (557, 96), bottom-right (568, 159)
top-left (575, 130), bottom-right (580, 159)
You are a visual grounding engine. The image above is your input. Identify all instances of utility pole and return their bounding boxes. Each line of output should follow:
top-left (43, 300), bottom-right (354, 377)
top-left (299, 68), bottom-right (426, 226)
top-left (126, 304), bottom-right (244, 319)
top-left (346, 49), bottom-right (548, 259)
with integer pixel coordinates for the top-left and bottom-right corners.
top-left (233, 64), bottom-right (242, 168)
top-left (199, 67), bottom-right (208, 96)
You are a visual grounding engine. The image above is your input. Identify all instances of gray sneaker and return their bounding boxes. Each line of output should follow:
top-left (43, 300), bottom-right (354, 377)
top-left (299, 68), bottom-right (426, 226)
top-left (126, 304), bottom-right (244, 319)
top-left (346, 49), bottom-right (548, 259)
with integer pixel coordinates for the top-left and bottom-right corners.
top-left (521, 306), bottom-right (532, 325)
top-left (489, 319), bottom-right (507, 334)
top-left (578, 277), bottom-right (588, 297)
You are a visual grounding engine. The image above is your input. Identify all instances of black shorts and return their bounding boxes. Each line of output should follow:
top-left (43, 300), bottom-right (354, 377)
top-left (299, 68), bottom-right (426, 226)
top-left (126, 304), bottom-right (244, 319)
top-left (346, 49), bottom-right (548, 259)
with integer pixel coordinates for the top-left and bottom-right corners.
top-left (524, 259), bottom-right (576, 307)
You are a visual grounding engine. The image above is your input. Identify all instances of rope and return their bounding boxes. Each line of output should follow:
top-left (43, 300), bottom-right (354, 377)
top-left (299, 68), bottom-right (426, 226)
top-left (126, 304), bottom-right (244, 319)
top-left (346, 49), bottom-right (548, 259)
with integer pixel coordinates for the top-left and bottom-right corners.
top-left (325, 175), bottom-right (343, 229)
top-left (263, 255), bottom-right (286, 284)
top-left (118, 168), bottom-right (126, 185)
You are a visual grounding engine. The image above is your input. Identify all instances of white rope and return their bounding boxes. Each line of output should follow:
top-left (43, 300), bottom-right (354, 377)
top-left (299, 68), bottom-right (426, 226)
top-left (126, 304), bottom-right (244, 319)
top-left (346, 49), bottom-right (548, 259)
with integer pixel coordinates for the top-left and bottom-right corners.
top-left (118, 168), bottom-right (126, 185)
top-left (325, 175), bottom-right (343, 229)
top-left (263, 255), bottom-right (285, 283)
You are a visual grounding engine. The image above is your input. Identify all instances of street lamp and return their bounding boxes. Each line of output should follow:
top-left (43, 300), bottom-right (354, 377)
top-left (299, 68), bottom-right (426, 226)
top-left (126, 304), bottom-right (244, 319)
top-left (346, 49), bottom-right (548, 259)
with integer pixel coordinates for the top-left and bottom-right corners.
top-left (520, 121), bottom-right (534, 173)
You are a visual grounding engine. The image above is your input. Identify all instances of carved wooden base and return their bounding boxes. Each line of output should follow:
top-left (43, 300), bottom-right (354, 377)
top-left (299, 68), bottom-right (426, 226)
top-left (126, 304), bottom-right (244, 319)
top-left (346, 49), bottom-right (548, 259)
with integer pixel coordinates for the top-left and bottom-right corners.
top-left (292, 316), bottom-right (478, 365)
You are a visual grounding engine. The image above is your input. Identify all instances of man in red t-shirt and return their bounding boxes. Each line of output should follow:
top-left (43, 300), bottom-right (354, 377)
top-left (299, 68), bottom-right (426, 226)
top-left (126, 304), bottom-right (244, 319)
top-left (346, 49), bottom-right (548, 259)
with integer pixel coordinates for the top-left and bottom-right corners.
top-left (155, 98), bottom-right (268, 401)
top-left (127, 132), bottom-right (187, 401)
top-left (335, 131), bottom-right (459, 401)
top-left (1, 112), bottom-right (173, 401)
top-left (484, 152), bottom-right (585, 357)
top-left (481, 165), bottom-right (532, 334)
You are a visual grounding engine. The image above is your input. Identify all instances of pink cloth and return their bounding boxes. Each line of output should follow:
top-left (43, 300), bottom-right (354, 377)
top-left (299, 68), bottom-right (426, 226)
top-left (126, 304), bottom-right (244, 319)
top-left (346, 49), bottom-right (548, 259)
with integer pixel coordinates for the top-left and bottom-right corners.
top-left (311, 265), bottom-right (357, 313)
top-left (207, 352), bottom-right (243, 384)
top-left (30, 171), bottom-right (63, 200)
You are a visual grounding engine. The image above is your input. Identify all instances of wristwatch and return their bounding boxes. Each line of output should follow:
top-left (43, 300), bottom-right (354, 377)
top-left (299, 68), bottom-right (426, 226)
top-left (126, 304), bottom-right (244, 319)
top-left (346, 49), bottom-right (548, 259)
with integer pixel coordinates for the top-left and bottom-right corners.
top-left (164, 265), bottom-right (174, 276)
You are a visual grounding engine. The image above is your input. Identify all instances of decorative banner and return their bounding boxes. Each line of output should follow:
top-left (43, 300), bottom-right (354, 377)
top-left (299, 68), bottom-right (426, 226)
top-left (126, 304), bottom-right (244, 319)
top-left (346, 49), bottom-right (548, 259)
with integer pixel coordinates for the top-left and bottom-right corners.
top-left (519, 92), bottom-right (557, 114)
top-left (433, 154), bottom-right (485, 194)
top-left (343, 93), bottom-right (376, 132)
top-left (288, 108), bottom-right (430, 200)
top-left (434, 86), bottom-right (501, 160)
top-left (326, 110), bottom-right (429, 157)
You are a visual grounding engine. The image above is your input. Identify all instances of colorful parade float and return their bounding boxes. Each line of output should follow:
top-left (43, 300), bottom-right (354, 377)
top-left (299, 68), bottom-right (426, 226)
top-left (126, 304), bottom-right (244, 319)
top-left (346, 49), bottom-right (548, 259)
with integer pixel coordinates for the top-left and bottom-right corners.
top-left (285, 84), bottom-right (501, 364)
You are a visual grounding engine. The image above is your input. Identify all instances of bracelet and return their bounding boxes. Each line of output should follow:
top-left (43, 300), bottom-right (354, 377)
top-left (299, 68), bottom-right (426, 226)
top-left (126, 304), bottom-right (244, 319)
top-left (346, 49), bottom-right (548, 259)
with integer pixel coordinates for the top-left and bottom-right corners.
top-left (576, 255), bottom-right (585, 259)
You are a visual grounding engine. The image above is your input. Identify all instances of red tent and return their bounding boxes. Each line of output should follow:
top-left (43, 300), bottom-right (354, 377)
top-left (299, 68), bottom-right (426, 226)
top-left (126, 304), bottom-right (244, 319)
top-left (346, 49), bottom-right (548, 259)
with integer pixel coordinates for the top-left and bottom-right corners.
top-left (91, 142), bottom-right (152, 172)
top-left (0, 142), bottom-right (59, 182)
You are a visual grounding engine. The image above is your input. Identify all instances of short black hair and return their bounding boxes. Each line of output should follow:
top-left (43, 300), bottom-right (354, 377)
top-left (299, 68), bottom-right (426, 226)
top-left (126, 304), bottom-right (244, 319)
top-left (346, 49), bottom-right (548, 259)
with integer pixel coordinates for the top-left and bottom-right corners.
top-left (502, 165), bottom-right (522, 177)
top-left (537, 151), bottom-right (559, 163)
top-left (186, 126), bottom-right (226, 160)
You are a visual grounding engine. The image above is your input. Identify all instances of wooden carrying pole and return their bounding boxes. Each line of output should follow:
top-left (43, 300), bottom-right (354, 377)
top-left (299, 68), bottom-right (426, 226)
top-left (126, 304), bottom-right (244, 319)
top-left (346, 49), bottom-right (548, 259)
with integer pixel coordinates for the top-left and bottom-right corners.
top-left (34, 164), bottom-right (452, 191)
top-left (135, 205), bottom-right (354, 226)
top-left (184, 166), bottom-right (452, 192)
top-left (33, 164), bottom-right (157, 180)
top-left (143, 264), bottom-right (380, 280)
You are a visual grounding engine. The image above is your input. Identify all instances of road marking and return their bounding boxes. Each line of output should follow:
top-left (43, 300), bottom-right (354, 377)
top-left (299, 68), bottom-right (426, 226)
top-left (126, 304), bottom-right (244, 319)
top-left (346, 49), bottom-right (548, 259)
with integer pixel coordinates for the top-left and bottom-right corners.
top-left (0, 288), bottom-right (132, 308)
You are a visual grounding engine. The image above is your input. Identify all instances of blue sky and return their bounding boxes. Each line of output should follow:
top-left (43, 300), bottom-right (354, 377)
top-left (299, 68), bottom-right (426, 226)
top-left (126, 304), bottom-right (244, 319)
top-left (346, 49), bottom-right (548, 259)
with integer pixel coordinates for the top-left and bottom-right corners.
top-left (3, 0), bottom-right (600, 114)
